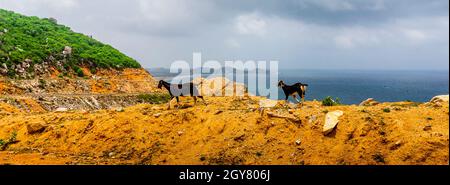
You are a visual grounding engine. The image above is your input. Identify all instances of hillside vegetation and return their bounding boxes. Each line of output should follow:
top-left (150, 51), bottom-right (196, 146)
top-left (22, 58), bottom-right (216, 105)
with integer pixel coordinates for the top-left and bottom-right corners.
top-left (0, 9), bottom-right (140, 78)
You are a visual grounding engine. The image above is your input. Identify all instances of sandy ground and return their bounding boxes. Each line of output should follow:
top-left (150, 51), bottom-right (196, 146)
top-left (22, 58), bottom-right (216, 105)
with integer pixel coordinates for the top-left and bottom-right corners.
top-left (0, 96), bottom-right (448, 165)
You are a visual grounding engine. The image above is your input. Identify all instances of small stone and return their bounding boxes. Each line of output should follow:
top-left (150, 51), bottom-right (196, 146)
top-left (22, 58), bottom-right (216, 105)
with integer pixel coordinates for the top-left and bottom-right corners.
top-left (27, 122), bottom-right (47, 134)
top-left (295, 139), bottom-right (301, 145)
top-left (108, 152), bottom-right (116, 157)
top-left (390, 140), bottom-right (402, 150)
top-left (177, 131), bottom-right (184, 136)
top-left (288, 109), bottom-right (294, 114)
top-left (423, 124), bottom-right (432, 131)
top-left (214, 110), bottom-right (223, 115)
top-left (154, 113), bottom-right (162, 118)
top-left (115, 107), bottom-right (124, 112)
top-left (151, 106), bottom-right (163, 111)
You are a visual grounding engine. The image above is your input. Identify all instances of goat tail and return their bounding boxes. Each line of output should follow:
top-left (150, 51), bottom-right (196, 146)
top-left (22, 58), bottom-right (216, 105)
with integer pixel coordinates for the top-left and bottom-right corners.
top-left (299, 83), bottom-right (308, 92)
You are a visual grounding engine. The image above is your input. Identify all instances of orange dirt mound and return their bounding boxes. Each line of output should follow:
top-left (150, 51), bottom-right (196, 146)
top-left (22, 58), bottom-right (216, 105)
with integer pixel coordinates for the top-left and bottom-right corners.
top-left (0, 97), bottom-right (448, 165)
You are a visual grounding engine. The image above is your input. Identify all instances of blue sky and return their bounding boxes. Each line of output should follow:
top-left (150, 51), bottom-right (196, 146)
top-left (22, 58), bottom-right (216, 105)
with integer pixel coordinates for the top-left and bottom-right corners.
top-left (0, 0), bottom-right (448, 70)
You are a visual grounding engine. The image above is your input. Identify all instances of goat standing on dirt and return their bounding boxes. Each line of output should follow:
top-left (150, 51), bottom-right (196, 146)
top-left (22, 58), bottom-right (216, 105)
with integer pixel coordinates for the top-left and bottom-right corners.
top-left (158, 80), bottom-right (206, 109)
top-left (278, 80), bottom-right (309, 105)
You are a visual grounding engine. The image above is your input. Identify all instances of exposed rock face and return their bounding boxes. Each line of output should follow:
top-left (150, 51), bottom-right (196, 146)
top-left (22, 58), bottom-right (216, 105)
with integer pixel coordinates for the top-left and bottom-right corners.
top-left (359, 98), bottom-right (379, 106)
top-left (323, 110), bottom-right (344, 135)
top-left (1, 68), bottom-right (161, 95)
top-left (193, 77), bottom-right (247, 97)
top-left (0, 93), bottom-right (169, 112)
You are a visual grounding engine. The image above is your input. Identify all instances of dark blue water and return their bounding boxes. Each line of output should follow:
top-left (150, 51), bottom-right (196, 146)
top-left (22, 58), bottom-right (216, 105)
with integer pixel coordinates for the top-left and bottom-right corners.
top-left (148, 69), bottom-right (449, 104)
top-left (276, 70), bottom-right (449, 104)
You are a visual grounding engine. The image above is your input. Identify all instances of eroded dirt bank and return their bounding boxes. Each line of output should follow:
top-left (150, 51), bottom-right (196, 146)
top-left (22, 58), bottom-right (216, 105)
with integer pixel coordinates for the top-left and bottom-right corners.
top-left (0, 96), bottom-right (448, 165)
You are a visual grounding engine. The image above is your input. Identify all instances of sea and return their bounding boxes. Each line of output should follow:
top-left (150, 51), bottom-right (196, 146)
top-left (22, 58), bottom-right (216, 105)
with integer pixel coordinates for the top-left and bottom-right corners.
top-left (147, 68), bottom-right (449, 105)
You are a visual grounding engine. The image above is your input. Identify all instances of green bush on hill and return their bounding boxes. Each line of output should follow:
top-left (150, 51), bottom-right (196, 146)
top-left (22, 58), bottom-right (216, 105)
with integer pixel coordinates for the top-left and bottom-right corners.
top-left (322, 96), bottom-right (341, 106)
top-left (0, 9), bottom-right (141, 73)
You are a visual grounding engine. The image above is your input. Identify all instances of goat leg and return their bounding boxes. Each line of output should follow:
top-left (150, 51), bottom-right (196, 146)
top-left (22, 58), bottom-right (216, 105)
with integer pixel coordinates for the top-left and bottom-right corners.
top-left (293, 95), bottom-right (301, 103)
top-left (200, 96), bottom-right (207, 105)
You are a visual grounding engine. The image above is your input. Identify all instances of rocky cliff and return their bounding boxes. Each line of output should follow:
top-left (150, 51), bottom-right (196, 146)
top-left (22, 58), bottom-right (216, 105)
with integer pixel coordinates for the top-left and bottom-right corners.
top-left (0, 9), bottom-right (164, 112)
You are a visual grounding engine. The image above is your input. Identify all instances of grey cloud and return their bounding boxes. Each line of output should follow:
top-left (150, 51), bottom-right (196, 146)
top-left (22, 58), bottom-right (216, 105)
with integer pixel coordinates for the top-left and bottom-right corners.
top-left (0, 0), bottom-right (448, 70)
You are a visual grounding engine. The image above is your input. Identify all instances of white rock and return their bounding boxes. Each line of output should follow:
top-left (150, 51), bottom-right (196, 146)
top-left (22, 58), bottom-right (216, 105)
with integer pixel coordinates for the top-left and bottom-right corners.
top-left (55, 107), bottom-right (68, 112)
top-left (177, 131), bottom-right (184, 136)
top-left (108, 152), bottom-right (115, 157)
top-left (153, 113), bottom-right (162, 118)
top-left (62, 46), bottom-right (72, 55)
top-left (323, 110), bottom-right (344, 135)
top-left (430, 95), bottom-right (449, 103)
top-left (115, 107), bottom-right (124, 112)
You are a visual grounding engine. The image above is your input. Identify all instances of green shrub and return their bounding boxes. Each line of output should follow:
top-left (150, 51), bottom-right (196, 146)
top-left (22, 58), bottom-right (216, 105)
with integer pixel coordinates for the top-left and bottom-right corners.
top-left (383, 108), bottom-right (391, 113)
top-left (90, 68), bottom-right (97, 75)
top-left (73, 66), bottom-right (84, 77)
top-left (0, 131), bottom-right (17, 151)
top-left (322, 96), bottom-right (341, 106)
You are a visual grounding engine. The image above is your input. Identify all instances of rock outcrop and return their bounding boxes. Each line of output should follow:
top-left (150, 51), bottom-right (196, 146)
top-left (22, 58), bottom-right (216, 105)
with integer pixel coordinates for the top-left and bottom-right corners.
top-left (323, 110), bottom-right (344, 135)
top-left (193, 77), bottom-right (247, 97)
top-left (359, 98), bottom-right (379, 106)
top-left (429, 95), bottom-right (449, 107)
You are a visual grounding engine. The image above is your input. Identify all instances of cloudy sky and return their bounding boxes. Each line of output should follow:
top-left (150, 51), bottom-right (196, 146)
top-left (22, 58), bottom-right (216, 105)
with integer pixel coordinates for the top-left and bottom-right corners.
top-left (0, 0), bottom-right (448, 70)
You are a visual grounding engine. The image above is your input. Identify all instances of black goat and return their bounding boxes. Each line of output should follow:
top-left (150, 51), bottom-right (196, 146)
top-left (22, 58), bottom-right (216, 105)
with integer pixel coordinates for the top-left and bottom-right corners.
top-left (158, 80), bottom-right (206, 109)
top-left (278, 80), bottom-right (309, 105)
